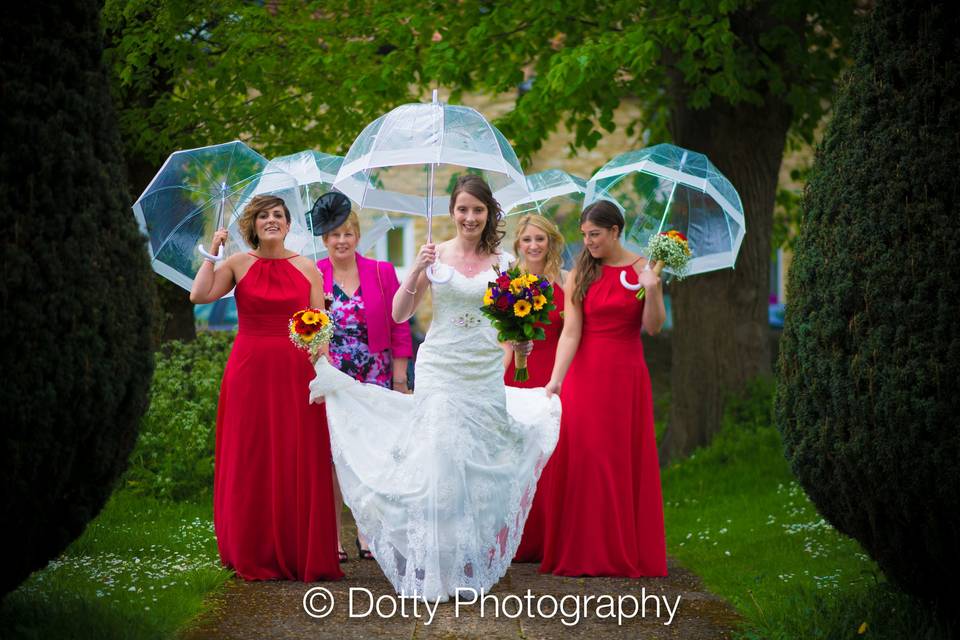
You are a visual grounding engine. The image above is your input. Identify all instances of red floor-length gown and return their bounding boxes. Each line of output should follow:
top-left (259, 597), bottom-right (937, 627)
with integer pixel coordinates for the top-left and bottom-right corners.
top-left (505, 283), bottom-right (564, 562)
top-left (214, 255), bottom-right (344, 581)
top-left (540, 264), bottom-right (667, 577)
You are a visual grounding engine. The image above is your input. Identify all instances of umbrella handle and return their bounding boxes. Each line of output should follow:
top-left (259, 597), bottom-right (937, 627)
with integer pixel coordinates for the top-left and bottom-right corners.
top-left (198, 244), bottom-right (225, 262)
top-left (620, 268), bottom-right (644, 291)
top-left (425, 262), bottom-right (453, 284)
top-left (619, 261), bottom-right (662, 290)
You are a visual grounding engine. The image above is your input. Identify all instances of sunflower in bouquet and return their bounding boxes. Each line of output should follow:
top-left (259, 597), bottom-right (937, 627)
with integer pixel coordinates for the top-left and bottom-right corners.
top-left (480, 266), bottom-right (555, 382)
top-left (289, 307), bottom-right (334, 357)
top-left (636, 229), bottom-right (693, 300)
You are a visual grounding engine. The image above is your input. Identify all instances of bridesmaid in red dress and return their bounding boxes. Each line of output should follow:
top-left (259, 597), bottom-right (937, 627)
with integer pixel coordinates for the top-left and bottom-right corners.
top-left (542, 199), bottom-right (668, 577)
top-left (190, 194), bottom-right (343, 582)
top-left (502, 214), bottom-right (566, 562)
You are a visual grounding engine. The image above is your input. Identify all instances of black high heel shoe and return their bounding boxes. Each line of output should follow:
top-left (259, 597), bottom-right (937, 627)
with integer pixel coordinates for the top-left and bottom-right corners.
top-left (338, 547), bottom-right (348, 563)
top-left (355, 537), bottom-right (374, 560)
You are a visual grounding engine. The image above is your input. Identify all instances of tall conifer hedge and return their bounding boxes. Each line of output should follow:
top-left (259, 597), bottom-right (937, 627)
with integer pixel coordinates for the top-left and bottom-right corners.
top-left (777, 0), bottom-right (959, 607)
top-left (0, 2), bottom-right (155, 595)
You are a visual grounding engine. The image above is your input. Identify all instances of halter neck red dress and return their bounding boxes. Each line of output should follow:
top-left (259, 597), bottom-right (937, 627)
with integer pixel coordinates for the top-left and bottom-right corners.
top-left (213, 255), bottom-right (343, 581)
top-left (505, 282), bottom-right (565, 562)
top-left (540, 264), bottom-right (667, 577)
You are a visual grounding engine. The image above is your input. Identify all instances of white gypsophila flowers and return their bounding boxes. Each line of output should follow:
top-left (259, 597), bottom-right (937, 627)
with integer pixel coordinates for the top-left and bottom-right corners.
top-left (646, 232), bottom-right (692, 278)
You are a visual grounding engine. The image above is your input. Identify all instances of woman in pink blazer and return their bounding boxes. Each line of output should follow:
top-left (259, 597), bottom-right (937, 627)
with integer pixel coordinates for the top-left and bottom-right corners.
top-left (312, 192), bottom-right (412, 561)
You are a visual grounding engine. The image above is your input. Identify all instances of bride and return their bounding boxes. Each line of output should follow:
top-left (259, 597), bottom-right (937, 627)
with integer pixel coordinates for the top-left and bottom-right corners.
top-left (309, 175), bottom-right (561, 602)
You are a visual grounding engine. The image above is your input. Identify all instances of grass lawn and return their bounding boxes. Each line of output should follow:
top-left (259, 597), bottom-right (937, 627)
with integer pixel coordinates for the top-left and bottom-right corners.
top-left (661, 382), bottom-right (950, 639)
top-left (0, 490), bottom-right (229, 640)
top-left (3, 377), bottom-right (951, 639)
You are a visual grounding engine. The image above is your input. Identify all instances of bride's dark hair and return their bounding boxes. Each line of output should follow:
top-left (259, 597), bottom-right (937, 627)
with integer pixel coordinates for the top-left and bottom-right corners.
top-left (449, 174), bottom-right (505, 256)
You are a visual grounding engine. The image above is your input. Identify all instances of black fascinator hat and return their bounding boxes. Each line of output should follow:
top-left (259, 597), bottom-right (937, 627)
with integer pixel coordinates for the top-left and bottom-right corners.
top-left (309, 190), bottom-right (353, 236)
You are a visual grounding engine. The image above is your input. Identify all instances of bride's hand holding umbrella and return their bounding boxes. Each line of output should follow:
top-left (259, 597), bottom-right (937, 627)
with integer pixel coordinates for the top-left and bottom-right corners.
top-left (393, 242), bottom-right (437, 324)
top-left (412, 243), bottom-right (438, 274)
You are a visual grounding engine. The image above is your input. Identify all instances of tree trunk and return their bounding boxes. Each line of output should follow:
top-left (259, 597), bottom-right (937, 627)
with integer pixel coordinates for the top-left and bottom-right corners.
top-left (657, 84), bottom-right (792, 464)
top-left (155, 276), bottom-right (198, 342)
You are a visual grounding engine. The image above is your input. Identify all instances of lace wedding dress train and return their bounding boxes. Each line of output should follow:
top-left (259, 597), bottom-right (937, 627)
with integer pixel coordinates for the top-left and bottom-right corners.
top-left (309, 256), bottom-right (561, 602)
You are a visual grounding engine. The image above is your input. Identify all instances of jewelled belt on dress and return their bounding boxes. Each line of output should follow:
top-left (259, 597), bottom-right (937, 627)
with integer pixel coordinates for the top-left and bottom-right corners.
top-left (451, 311), bottom-right (484, 329)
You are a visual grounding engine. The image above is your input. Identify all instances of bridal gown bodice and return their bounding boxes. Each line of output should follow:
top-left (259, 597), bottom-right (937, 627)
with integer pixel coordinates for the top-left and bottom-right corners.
top-left (309, 255), bottom-right (560, 601)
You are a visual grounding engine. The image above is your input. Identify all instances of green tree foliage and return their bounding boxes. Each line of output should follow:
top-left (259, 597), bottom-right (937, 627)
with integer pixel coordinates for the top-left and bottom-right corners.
top-left (103, 0), bottom-right (859, 456)
top-left (102, 0), bottom-right (436, 165)
top-left (424, 1), bottom-right (850, 156)
top-left (777, 0), bottom-right (959, 610)
top-left (0, 1), bottom-right (156, 595)
top-left (104, 1), bottom-right (853, 162)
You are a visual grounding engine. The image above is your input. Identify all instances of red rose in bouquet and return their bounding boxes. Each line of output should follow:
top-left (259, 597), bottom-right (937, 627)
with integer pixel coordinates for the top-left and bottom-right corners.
top-left (289, 307), bottom-right (334, 356)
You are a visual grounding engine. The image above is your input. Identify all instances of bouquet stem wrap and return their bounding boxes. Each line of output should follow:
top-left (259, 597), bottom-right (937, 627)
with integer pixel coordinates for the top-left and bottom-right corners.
top-left (513, 351), bottom-right (529, 382)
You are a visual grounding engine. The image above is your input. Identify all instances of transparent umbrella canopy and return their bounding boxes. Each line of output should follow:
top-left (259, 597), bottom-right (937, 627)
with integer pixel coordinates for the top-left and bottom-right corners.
top-left (334, 91), bottom-right (530, 282)
top-left (264, 150), bottom-right (342, 211)
top-left (257, 150), bottom-right (396, 262)
top-left (233, 150), bottom-right (344, 260)
top-left (507, 169), bottom-right (587, 216)
top-left (268, 150), bottom-right (343, 187)
top-left (132, 141), bottom-right (270, 293)
top-left (506, 169), bottom-right (587, 269)
top-left (585, 143), bottom-right (745, 282)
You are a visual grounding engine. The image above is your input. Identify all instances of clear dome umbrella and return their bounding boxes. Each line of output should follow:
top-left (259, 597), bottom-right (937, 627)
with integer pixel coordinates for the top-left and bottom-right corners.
top-left (507, 169), bottom-right (587, 216)
top-left (506, 169), bottom-right (587, 269)
top-left (265, 150), bottom-right (343, 213)
top-left (133, 141), bottom-right (276, 294)
top-left (333, 90), bottom-right (531, 282)
top-left (234, 150), bottom-right (344, 261)
top-left (268, 150), bottom-right (343, 190)
top-left (585, 143), bottom-right (745, 290)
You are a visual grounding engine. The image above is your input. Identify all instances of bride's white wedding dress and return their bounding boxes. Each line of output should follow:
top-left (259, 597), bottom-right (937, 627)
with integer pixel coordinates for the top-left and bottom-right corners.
top-left (308, 254), bottom-right (561, 601)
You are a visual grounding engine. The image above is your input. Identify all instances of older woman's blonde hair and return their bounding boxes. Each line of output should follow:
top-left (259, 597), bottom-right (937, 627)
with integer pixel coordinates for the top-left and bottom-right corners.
top-left (513, 213), bottom-right (565, 283)
top-left (321, 211), bottom-right (361, 241)
top-left (238, 195), bottom-right (290, 249)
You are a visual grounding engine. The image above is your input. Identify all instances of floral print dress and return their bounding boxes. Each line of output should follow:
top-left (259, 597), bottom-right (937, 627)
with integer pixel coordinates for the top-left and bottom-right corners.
top-left (327, 285), bottom-right (392, 388)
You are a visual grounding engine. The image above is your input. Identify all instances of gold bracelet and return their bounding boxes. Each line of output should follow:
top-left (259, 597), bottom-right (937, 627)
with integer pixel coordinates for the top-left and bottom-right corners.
top-left (404, 285), bottom-right (417, 295)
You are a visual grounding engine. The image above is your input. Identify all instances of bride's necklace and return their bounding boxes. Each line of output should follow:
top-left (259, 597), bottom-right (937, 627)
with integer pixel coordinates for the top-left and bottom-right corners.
top-left (460, 256), bottom-right (490, 276)
top-left (449, 240), bottom-right (491, 276)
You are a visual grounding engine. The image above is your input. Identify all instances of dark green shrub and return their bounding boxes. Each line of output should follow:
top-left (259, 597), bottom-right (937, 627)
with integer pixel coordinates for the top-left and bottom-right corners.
top-left (777, 0), bottom-right (959, 610)
top-left (125, 332), bottom-right (234, 501)
top-left (0, 1), bottom-right (155, 595)
top-left (722, 377), bottom-right (775, 435)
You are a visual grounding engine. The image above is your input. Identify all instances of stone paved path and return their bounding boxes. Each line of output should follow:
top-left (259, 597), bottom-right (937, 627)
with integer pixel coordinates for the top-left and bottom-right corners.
top-left (184, 515), bottom-right (739, 640)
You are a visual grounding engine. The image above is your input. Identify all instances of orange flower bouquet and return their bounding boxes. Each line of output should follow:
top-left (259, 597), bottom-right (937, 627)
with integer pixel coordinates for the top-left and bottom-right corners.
top-left (289, 307), bottom-right (334, 357)
top-left (480, 266), bottom-right (555, 382)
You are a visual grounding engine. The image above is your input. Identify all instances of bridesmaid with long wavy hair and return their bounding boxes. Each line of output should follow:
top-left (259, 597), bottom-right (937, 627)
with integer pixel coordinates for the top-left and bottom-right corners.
top-left (541, 199), bottom-right (668, 577)
top-left (503, 214), bottom-right (566, 562)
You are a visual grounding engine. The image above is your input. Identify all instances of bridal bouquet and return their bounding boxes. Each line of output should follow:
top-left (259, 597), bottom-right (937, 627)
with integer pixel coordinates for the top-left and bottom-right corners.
top-left (637, 230), bottom-right (693, 300)
top-left (289, 307), bottom-right (334, 357)
top-left (480, 266), bottom-right (555, 382)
